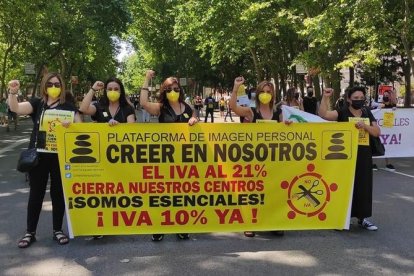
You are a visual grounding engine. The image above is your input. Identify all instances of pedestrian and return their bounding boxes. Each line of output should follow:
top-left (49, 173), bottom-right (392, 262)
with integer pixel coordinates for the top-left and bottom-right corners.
top-left (140, 69), bottom-right (197, 242)
top-left (8, 74), bottom-right (82, 248)
top-left (319, 86), bottom-right (380, 231)
top-left (204, 93), bottom-right (215, 123)
top-left (224, 98), bottom-right (234, 122)
top-left (230, 76), bottom-right (285, 237)
top-left (372, 90), bottom-right (396, 172)
top-left (6, 97), bottom-right (19, 131)
top-left (303, 86), bottom-right (318, 114)
top-left (79, 78), bottom-right (136, 125)
top-left (219, 97), bottom-right (225, 117)
top-left (0, 98), bottom-right (7, 126)
top-left (193, 95), bottom-right (203, 120)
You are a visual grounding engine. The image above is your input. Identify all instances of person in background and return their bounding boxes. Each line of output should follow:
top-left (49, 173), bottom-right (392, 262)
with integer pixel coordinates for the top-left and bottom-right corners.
top-left (319, 86), bottom-right (380, 231)
top-left (303, 86), bottom-right (318, 114)
top-left (6, 95), bottom-right (19, 131)
top-left (140, 69), bottom-right (197, 242)
top-left (224, 98), bottom-right (234, 122)
top-left (204, 93), bottom-right (215, 123)
top-left (230, 76), bottom-right (285, 237)
top-left (8, 74), bottom-right (82, 248)
top-left (79, 77), bottom-right (136, 125)
top-left (193, 95), bottom-right (203, 120)
top-left (0, 98), bottom-right (7, 126)
top-left (219, 97), bottom-right (225, 118)
top-left (284, 87), bottom-right (304, 110)
top-left (372, 90), bottom-right (397, 172)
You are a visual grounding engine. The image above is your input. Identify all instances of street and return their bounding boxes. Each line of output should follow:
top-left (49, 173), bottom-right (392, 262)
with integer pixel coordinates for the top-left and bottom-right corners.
top-left (0, 116), bottom-right (413, 276)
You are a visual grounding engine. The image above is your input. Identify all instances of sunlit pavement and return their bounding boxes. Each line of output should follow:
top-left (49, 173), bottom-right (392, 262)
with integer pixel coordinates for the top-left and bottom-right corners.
top-left (0, 116), bottom-right (413, 275)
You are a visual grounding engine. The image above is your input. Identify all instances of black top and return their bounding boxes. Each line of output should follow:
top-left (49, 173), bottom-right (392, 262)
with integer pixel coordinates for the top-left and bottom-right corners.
top-left (29, 97), bottom-right (78, 148)
top-left (337, 107), bottom-right (376, 124)
top-left (92, 102), bottom-right (135, 123)
top-left (204, 97), bottom-right (215, 110)
top-left (159, 102), bottom-right (193, 123)
top-left (303, 97), bottom-right (318, 114)
top-left (383, 102), bottom-right (396, 109)
top-left (250, 107), bottom-right (281, 123)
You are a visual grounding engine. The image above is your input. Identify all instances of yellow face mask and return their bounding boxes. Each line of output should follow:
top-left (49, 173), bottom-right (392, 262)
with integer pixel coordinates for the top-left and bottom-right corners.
top-left (107, 91), bottom-right (120, 102)
top-left (258, 92), bottom-right (272, 105)
top-left (47, 87), bottom-right (61, 99)
top-left (166, 91), bottom-right (180, 102)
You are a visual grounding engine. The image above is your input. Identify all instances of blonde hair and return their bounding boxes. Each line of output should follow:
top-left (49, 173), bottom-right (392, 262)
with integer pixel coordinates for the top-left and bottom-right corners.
top-left (255, 81), bottom-right (275, 109)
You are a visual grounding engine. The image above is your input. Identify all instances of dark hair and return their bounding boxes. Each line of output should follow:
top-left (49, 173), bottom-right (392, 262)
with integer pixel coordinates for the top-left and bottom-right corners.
top-left (347, 86), bottom-right (366, 98)
top-left (100, 77), bottom-right (128, 107)
top-left (286, 87), bottom-right (297, 104)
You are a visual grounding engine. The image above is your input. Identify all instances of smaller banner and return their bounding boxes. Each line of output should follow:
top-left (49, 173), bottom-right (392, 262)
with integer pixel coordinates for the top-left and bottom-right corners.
top-left (372, 108), bottom-right (414, 158)
top-left (38, 110), bottom-right (75, 153)
top-left (283, 105), bottom-right (414, 158)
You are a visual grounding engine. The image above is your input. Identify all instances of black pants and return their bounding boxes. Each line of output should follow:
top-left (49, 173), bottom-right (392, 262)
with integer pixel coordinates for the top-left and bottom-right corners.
top-left (204, 109), bottom-right (214, 123)
top-left (27, 153), bottom-right (65, 233)
top-left (224, 108), bottom-right (233, 121)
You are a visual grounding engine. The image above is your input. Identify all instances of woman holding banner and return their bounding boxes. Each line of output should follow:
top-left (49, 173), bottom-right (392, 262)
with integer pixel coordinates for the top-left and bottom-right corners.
top-left (8, 74), bottom-right (82, 248)
top-left (79, 77), bottom-right (135, 240)
top-left (230, 76), bottom-right (285, 237)
top-left (319, 86), bottom-right (380, 231)
top-left (140, 70), bottom-right (198, 241)
top-left (79, 77), bottom-right (136, 125)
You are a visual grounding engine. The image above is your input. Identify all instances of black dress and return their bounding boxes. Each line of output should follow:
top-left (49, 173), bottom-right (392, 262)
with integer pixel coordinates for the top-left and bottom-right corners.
top-left (159, 102), bottom-right (193, 123)
top-left (337, 107), bottom-right (376, 219)
top-left (250, 107), bottom-right (281, 122)
top-left (92, 102), bottom-right (135, 123)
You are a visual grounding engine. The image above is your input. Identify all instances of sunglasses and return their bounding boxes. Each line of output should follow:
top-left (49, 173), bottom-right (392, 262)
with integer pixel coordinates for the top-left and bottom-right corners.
top-left (46, 82), bottom-right (61, 88)
top-left (164, 87), bottom-right (181, 93)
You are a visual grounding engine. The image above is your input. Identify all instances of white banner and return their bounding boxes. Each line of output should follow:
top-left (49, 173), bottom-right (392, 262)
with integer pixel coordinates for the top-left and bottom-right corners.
top-left (281, 105), bottom-right (327, 123)
top-left (372, 108), bottom-right (414, 158)
top-left (282, 105), bottom-right (414, 158)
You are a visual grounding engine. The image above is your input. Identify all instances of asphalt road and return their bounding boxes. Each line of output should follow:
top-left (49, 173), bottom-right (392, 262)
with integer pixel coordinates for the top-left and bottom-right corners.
top-left (0, 115), bottom-right (413, 276)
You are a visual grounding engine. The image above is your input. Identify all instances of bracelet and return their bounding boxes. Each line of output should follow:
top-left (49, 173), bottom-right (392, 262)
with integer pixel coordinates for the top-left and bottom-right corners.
top-left (141, 87), bottom-right (149, 91)
top-left (90, 87), bottom-right (97, 92)
top-left (9, 92), bottom-right (18, 96)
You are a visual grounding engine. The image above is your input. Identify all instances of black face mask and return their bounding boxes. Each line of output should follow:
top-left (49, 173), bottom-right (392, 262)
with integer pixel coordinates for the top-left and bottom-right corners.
top-left (351, 99), bottom-right (365, 110)
top-left (308, 91), bottom-right (314, 97)
top-left (294, 93), bottom-right (300, 100)
top-left (383, 96), bottom-right (389, 102)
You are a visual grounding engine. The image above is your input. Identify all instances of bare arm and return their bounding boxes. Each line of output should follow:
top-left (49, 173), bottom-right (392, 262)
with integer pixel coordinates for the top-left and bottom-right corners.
top-left (7, 80), bottom-right (33, 115)
top-left (318, 88), bottom-right (338, 121)
top-left (127, 114), bottom-right (136, 123)
top-left (229, 76), bottom-right (253, 120)
top-left (140, 70), bottom-right (161, 116)
top-left (79, 81), bottom-right (104, 115)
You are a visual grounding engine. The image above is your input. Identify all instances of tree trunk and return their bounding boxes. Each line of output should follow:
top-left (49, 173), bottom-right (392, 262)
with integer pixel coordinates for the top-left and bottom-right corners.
top-left (403, 57), bottom-right (412, 107)
top-left (0, 48), bottom-right (11, 97)
top-left (249, 48), bottom-right (263, 82)
top-left (349, 67), bottom-right (355, 87)
top-left (312, 75), bottom-right (321, 99)
top-left (331, 70), bottom-right (341, 104)
top-left (402, 0), bottom-right (414, 77)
